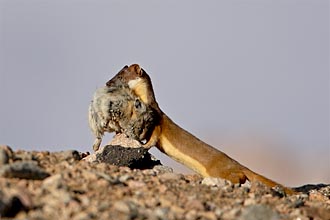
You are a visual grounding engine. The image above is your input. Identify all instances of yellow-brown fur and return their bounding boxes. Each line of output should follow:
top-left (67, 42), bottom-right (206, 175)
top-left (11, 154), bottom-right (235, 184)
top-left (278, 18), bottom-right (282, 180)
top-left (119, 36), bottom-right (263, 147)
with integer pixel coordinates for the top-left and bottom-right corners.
top-left (107, 64), bottom-right (296, 195)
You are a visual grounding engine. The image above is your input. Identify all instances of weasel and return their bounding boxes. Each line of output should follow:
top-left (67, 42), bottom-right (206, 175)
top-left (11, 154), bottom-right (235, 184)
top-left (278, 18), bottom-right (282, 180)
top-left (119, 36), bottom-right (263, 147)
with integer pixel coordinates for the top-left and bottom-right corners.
top-left (106, 64), bottom-right (296, 195)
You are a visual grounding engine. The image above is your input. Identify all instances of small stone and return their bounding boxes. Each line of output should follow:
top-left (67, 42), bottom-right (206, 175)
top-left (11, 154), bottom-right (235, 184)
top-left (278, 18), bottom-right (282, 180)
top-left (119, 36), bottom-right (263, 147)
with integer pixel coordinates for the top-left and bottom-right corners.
top-left (201, 177), bottom-right (230, 187)
top-left (243, 198), bottom-right (256, 206)
top-left (185, 210), bottom-right (197, 220)
top-left (239, 204), bottom-right (280, 220)
top-left (72, 212), bottom-right (93, 220)
top-left (222, 208), bottom-right (240, 219)
top-left (0, 188), bottom-right (31, 217)
top-left (185, 199), bottom-right (204, 211)
top-left (0, 161), bottom-right (50, 180)
top-left (214, 208), bottom-right (223, 217)
top-left (127, 180), bottom-right (146, 189)
top-left (54, 190), bottom-right (72, 204)
top-left (199, 211), bottom-right (217, 220)
top-left (309, 190), bottom-right (328, 202)
top-left (113, 200), bottom-right (139, 218)
top-left (291, 197), bottom-right (305, 208)
top-left (304, 206), bottom-right (330, 220)
top-left (42, 174), bottom-right (72, 204)
top-left (113, 201), bottom-right (130, 213)
top-left (82, 153), bottom-right (97, 163)
top-left (42, 174), bottom-right (66, 190)
top-left (153, 207), bottom-right (169, 220)
top-left (119, 174), bottom-right (133, 182)
top-left (250, 181), bottom-right (272, 196)
top-left (152, 165), bottom-right (173, 174)
top-left (14, 150), bottom-right (34, 161)
top-left (157, 185), bottom-right (168, 194)
top-left (92, 145), bottom-right (161, 169)
top-left (159, 173), bottom-right (183, 181)
top-left (56, 150), bottom-right (81, 161)
top-left (109, 133), bottom-right (143, 148)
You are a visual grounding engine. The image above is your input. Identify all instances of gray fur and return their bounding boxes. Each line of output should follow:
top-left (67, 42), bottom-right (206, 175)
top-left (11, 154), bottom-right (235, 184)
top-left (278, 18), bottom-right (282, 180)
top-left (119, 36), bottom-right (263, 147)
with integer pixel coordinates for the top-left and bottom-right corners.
top-left (88, 86), bottom-right (157, 151)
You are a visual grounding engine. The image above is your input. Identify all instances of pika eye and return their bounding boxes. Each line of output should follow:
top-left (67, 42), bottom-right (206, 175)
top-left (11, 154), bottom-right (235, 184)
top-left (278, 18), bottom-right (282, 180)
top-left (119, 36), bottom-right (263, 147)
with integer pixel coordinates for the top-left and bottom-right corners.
top-left (134, 99), bottom-right (142, 109)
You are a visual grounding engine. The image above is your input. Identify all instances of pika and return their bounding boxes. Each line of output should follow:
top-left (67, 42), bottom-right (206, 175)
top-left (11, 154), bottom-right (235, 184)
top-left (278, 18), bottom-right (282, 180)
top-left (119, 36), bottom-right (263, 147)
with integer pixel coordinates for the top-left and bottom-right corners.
top-left (88, 85), bottom-right (157, 151)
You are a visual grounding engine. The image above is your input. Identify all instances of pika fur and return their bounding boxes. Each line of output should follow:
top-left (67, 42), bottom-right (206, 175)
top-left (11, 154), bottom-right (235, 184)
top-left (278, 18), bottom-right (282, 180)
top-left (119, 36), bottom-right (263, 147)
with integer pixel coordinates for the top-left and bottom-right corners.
top-left (88, 85), bottom-right (157, 151)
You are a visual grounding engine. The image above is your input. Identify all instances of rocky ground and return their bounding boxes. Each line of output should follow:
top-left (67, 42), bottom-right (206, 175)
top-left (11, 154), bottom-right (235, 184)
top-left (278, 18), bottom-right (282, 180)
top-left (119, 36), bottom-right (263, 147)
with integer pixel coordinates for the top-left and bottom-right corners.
top-left (0, 144), bottom-right (329, 220)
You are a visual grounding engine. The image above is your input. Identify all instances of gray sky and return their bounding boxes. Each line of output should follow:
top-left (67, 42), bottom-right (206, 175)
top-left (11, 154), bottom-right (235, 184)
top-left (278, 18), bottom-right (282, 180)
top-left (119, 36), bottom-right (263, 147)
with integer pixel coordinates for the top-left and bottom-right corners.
top-left (1, 0), bottom-right (329, 186)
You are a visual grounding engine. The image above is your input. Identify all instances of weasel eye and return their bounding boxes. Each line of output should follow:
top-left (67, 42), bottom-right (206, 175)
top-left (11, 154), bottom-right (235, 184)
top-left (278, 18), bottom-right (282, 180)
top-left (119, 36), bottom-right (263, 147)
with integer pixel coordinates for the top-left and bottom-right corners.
top-left (134, 99), bottom-right (142, 109)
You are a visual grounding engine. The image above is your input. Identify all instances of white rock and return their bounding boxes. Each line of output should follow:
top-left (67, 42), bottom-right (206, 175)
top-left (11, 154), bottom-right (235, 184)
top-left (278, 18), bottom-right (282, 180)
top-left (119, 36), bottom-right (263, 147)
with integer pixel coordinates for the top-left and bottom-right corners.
top-left (201, 177), bottom-right (230, 187)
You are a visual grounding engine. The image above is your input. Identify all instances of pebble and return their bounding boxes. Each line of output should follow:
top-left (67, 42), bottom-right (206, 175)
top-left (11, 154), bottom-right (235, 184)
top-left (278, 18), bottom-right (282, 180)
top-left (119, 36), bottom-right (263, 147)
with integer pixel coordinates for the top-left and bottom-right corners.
top-left (239, 204), bottom-right (280, 220)
top-left (41, 174), bottom-right (72, 204)
top-left (153, 207), bottom-right (169, 220)
top-left (290, 209), bottom-right (308, 220)
top-left (185, 199), bottom-right (204, 211)
top-left (0, 161), bottom-right (50, 180)
top-left (72, 212), bottom-right (93, 220)
top-left (14, 150), bottom-right (34, 161)
top-left (0, 149), bottom-right (328, 220)
top-left (153, 165), bottom-right (173, 174)
top-left (199, 211), bottom-right (217, 220)
top-left (223, 208), bottom-right (241, 219)
top-left (159, 172), bottom-right (183, 181)
top-left (309, 190), bottom-right (328, 202)
top-left (57, 150), bottom-right (81, 161)
top-left (86, 145), bottom-right (161, 169)
top-left (201, 177), bottom-right (231, 187)
top-left (185, 209), bottom-right (197, 220)
top-left (127, 180), bottom-right (146, 188)
top-left (42, 174), bottom-right (66, 190)
top-left (119, 174), bottom-right (133, 182)
top-left (0, 188), bottom-right (31, 217)
top-left (243, 198), bottom-right (256, 206)
top-left (109, 133), bottom-right (143, 148)
top-left (113, 201), bottom-right (130, 213)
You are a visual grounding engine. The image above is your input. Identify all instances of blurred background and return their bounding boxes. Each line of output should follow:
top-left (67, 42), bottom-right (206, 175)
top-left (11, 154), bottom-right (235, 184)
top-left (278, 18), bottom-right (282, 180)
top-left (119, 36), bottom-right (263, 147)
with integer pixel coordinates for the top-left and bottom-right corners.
top-left (0, 0), bottom-right (329, 187)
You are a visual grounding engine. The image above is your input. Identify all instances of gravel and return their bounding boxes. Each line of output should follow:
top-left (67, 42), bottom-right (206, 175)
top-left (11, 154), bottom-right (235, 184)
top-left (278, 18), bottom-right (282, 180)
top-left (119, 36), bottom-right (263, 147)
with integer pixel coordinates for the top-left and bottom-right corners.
top-left (0, 145), bottom-right (329, 220)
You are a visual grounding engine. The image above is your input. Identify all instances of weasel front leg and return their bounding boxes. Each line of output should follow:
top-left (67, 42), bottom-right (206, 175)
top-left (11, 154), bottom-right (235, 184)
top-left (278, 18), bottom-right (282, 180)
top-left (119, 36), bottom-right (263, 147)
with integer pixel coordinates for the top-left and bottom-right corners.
top-left (142, 125), bottom-right (161, 149)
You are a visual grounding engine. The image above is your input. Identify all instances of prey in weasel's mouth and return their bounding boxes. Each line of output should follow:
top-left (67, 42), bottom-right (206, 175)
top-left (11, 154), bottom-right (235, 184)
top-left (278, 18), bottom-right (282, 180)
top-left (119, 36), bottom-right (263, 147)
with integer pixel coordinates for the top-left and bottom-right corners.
top-left (88, 85), bottom-right (158, 151)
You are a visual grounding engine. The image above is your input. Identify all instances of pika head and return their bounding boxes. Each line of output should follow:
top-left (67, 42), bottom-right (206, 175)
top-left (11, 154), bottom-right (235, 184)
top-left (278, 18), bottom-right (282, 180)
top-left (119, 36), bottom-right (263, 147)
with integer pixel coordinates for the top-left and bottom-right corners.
top-left (88, 85), bottom-right (158, 151)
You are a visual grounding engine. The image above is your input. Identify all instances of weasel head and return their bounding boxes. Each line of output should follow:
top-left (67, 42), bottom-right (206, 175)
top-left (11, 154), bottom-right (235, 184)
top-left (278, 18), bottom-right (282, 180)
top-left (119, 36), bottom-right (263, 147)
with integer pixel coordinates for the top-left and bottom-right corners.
top-left (106, 64), bottom-right (157, 107)
top-left (105, 64), bottom-right (162, 147)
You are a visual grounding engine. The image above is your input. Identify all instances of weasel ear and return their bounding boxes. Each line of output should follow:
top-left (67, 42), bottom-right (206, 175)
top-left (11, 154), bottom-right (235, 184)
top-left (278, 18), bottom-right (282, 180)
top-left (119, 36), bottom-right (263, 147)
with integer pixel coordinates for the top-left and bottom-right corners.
top-left (129, 64), bottom-right (143, 76)
top-left (140, 68), bottom-right (146, 76)
top-left (137, 67), bottom-right (144, 76)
